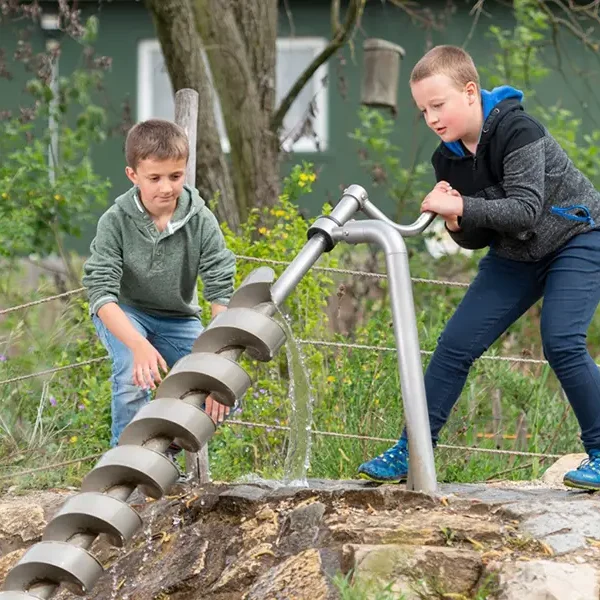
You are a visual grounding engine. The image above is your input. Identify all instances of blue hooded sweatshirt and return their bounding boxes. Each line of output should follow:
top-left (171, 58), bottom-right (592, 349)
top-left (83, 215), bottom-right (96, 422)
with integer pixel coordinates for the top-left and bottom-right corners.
top-left (443, 85), bottom-right (524, 157)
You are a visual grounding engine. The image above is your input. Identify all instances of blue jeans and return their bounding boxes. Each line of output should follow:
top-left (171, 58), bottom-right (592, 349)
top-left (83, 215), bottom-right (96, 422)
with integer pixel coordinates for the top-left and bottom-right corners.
top-left (402, 230), bottom-right (600, 453)
top-left (93, 304), bottom-right (204, 446)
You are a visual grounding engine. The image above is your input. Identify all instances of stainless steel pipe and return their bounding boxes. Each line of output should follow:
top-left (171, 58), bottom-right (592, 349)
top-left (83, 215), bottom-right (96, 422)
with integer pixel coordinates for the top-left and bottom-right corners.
top-left (331, 221), bottom-right (437, 493)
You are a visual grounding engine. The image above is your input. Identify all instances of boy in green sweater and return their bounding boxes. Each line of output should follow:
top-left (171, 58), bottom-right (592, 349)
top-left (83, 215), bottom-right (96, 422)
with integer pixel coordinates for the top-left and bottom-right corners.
top-left (82, 119), bottom-right (236, 449)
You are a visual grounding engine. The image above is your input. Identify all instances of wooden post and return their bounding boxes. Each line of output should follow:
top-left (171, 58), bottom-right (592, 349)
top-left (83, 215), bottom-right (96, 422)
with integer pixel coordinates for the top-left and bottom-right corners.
top-left (492, 389), bottom-right (503, 450)
top-left (174, 88), bottom-right (210, 484)
top-left (175, 88), bottom-right (198, 188)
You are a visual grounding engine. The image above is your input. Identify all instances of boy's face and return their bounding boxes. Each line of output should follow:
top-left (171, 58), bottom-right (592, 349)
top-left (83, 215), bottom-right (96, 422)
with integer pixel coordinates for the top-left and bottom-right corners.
top-left (411, 73), bottom-right (478, 142)
top-left (125, 156), bottom-right (187, 216)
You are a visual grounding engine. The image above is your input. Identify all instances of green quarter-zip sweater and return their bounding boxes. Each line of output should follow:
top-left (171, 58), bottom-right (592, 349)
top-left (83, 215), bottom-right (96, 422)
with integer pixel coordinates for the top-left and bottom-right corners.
top-left (82, 184), bottom-right (236, 318)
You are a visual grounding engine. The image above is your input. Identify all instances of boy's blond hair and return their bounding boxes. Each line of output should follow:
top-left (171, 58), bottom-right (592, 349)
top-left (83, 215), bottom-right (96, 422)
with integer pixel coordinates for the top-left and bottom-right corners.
top-left (125, 119), bottom-right (189, 169)
top-left (410, 45), bottom-right (480, 91)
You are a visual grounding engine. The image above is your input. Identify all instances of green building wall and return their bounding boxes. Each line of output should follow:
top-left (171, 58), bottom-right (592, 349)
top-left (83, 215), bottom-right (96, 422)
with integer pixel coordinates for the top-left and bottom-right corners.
top-left (1, 1), bottom-right (599, 253)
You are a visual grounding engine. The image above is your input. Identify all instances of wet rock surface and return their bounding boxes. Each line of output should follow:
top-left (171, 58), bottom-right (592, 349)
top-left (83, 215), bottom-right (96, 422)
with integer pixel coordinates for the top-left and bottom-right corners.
top-left (0, 476), bottom-right (599, 598)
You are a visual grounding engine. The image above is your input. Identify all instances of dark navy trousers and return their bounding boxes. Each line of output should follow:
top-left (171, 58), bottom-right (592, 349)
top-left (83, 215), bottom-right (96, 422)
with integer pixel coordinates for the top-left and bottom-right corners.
top-left (403, 229), bottom-right (600, 453)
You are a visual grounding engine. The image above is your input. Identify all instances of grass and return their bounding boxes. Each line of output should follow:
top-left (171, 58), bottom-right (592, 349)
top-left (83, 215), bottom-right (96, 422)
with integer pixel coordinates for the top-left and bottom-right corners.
top-left (0, 246), bottom-right (592, 491)
top-left (332, 573), bottom-right (406, 600)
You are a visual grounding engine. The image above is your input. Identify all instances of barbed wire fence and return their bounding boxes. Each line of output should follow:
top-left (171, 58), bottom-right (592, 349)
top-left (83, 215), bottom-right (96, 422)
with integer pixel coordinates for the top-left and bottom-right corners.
top-left (0, 254), bottom-right (570, 483)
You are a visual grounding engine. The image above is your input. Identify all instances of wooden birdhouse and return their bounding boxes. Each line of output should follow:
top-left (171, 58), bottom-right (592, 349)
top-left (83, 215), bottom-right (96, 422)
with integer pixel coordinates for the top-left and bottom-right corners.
top-left (361, 38), bottom-right (406, 115)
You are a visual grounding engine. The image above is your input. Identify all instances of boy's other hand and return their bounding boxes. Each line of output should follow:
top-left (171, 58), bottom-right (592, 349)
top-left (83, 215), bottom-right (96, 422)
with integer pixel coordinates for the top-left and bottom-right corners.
top-left (204, 394), bottom-right (230, 424)
top-left (211, 303), bottom-right (227, 319)
top-left (421, 187), bottom-right (463, 218)
top-left (131, 339), bottom-right (168, 390)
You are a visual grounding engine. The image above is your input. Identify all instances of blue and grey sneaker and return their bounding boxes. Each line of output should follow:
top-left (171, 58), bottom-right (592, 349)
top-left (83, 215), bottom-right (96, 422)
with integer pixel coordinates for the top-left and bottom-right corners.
top-left (563, 450), bottom-right (600, 491)
top-left (357, 438), bottom-right (409, 483)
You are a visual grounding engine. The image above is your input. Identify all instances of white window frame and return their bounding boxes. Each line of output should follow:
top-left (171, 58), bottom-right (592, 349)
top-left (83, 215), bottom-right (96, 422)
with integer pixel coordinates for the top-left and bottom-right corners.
top-left (137, 39), bottom-right (230, 153)
top-left (276, 37), bottom-right (329, 152)
top-left (137, 37), bottom-right (328, 153)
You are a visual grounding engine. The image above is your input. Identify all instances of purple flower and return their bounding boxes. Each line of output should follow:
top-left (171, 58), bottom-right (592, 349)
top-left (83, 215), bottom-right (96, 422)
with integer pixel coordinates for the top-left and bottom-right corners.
top-left (0, 355), bottom-right (6, 362)
top-left (253, 392), bottom-right (259, 399)
top-left (259, 388), bottom-right (267, 394)
top-left (78, 404), bottom-right (85, 411)
top-left (49, 396), bottom-right (57, 407)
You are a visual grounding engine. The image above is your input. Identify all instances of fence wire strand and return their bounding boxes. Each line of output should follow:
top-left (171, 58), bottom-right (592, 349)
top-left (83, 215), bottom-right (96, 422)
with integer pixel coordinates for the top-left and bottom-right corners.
top-left (0, 255), bottom-right (564, 470)
top-left (0, 338), bottom-right (551, 387)
top-left (0, 253), bottom-right (471, 320)
top-left (0, 418), bottom-right (560, 482)
top-left (0, 452), bottom-right (103, 481)
top-left (0, 287), bottom-right (85, 316)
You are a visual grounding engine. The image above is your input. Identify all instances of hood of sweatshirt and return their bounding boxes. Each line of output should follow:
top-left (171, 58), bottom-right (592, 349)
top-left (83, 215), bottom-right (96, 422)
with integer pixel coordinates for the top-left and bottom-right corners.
top-left (115, 184), bottom-right (205, 236)
top-left (444, 85), bottom-right (524, 157)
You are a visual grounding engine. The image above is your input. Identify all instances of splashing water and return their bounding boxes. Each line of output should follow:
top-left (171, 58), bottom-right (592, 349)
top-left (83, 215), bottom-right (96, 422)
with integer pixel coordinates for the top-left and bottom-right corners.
top-left (140, 502), bottom-right (158, 566)
top-left (108, 548), bottom-right (126, 600)
top-left (276, 310), bottom-right (315, 487)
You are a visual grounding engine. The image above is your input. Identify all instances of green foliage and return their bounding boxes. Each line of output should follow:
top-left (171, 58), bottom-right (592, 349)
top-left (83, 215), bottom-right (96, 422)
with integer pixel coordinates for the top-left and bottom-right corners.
top-left (0, 16), bottom-right (111, 259)
top-left (349, 107), bottom-right (431, 220)
top-left (5, 1), bottom-right (600, 492)
top-left (332, 572), bottom-right (405, 600)
top-left (0, 269), bottom-right (112, 490)
top-left (482, 0), bottom-right (600, 186)
top-left (203, 162), bottom-right (338, 480)
top-left (483, 0), bottom-right (550, 91)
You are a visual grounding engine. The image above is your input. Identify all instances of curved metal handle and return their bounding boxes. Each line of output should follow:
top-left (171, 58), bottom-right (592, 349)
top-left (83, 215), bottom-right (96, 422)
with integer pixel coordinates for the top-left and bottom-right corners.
top-left (361, 199), bottom-right (436, 237)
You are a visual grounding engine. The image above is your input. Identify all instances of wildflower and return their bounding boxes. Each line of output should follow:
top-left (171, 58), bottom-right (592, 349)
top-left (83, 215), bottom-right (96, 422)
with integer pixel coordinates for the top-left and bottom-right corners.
top-left (258, 226), bottom-right (268, 235)
top-left (49, 396), bottom-right (57, 407)
top-left (326, 375), bottom-right (336, 383)
top-left (0, 354), bottom-right (6, 362)
top-left (0, 193), bottom-right (7, 200)
top-left (259, 388), bottom-right (267, 394)
top-left (70, 435), bottom-right (78, 443)
top-left (78, 403), bottom-right (85, 411)
top-left (53, 194), bottom-right (63, 202)
top-left (298, 180), bottom-right (306, 188)
top-left (274, 209), bottom-right (285, 217)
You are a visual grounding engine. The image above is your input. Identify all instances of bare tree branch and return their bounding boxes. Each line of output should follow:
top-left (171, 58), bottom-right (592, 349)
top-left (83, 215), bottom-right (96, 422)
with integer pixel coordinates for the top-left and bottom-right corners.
top-left (385, 0), bottom-right (440, 29)
top-left (283, 0), bottom-right (296, 37)
top-left (331, 0), bottom-right (341, 37)
top-left (271, 0), bottom-right (365, 133)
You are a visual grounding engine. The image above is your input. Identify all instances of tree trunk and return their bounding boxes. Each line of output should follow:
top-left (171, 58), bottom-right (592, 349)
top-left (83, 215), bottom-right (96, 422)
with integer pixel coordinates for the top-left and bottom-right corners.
top-left (193, 0), bottom-right (280, 220)
top-left (145, 0), bottom-right (241, 231)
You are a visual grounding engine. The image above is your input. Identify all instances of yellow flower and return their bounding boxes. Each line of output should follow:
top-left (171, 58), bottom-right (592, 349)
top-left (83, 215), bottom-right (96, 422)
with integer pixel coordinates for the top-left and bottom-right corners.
top-left (54, 194), bottom-right (63, 202)
top-left (326, 375), bottom-right (336, 383)
top-left (308, 173), bottom-right (316, 182)
top-left (299, 173), bottom-right (309, 182)
top-left (298, 181), bottom-right (306, 188)
top-left (281, 233), bottom-right (288, 239)
top-left (274, 209), bottom-right (285, 217)
top-left (258, 227), bottom-right (268, 235)
top-left (70, 436), bottom-right (78, 444)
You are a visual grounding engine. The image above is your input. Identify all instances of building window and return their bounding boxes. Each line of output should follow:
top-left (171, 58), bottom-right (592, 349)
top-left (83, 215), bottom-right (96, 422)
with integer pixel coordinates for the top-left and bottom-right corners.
top-left (137, 37), bottom-right (328, 153)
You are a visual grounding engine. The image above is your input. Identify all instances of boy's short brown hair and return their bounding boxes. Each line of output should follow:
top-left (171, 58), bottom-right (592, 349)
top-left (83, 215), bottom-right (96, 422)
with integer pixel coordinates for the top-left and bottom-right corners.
top-left (125, 119), bottom-right (189, 169)
top-left (410, 45), bottom-right (480, 91)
